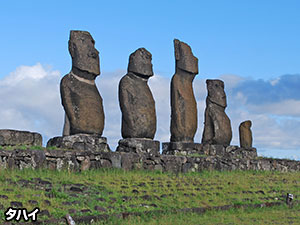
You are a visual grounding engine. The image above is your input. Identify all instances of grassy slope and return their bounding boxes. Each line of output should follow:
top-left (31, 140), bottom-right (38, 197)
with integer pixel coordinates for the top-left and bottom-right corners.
top-left (0, 168), bottom-right (299, 224)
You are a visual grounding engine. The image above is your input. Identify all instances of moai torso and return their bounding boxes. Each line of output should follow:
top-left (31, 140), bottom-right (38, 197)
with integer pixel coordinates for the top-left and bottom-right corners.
top-left (119, 48), bottom-right (156, 139)
top-left (170, 39), bottom-right (198, 142)
top-left (202, 79), bottom-right (232, 145)
top-left (61, 30), bottom-right (104, 136)
top-left (239, 120), bottom-right (253, 148)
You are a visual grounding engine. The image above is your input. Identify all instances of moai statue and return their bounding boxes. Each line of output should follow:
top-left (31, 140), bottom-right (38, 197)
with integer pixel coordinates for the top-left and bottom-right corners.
top-left (46, 30), bottom-right (110, 152)
top-left (239, 120), bottom-right (253, 148)
top-left (202, 79), bottom-right (232, 146)
top-left (117, 48), bottom-right (159, 154)
top-left (170, 39), bottom-right (198, 142)
top-left (162, 39), bottom-right (202, 155)
top-left (61, 30), bottom-right (104, 136)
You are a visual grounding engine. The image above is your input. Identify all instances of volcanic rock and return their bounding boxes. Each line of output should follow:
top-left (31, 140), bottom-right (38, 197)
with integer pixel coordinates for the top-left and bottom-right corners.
top-left (0, 129), bottom-right (42, 146)
top-left (239, 120), bottom-right (253, 148)
top-left (119, 48), bottom-right (156, 139)
top-left (202, 79), bottom-right (232, 145)
top-left (170, 39), bottom-right (198, 142)
top-left (61, 30), bottom-right (104, 136)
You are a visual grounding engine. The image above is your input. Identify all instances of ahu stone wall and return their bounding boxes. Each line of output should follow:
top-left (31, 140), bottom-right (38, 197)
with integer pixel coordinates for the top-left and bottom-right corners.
top-left (0, 148), bottom-right (299, 173)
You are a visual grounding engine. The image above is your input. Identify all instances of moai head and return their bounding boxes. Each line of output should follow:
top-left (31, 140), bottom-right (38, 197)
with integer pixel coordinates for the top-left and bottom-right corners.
top-left (206, 79), bottom-right (227, 108)
top-left (174, 39), bottom-right (198, 74)
top-left (68, 30), bottom-right (100, 77)
top-left (128, 48), bottom-right (153, 77)
top-left (240, 120), bottom-right (252, 129)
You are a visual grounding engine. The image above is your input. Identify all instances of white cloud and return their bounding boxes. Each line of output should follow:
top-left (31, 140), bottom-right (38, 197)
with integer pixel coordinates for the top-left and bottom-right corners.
top-left (0, 63), bottom-right (63, 142)
top-left (247, 99), bottom-right (300, 117)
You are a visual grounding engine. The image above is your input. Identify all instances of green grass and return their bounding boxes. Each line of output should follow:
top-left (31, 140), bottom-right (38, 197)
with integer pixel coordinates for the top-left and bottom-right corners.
top-left (0, 168), bottom-right (299, 224)
top-left (97, 203), bottom-right (300, 225)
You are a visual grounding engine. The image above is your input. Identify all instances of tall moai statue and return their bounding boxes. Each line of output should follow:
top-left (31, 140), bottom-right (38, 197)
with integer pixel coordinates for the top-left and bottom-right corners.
top-left (239, 120), bottom-right (253, 148)
top-left (117, 48), bottom-right (159, 155)
top-left (47, 30), bottom-right (110, 153)
top-left (61, 30), bottom-right (104, 136)
top-left (162, 39), bottom-right (202, 155)
top-left (202, 79), bottom-right (232, 146)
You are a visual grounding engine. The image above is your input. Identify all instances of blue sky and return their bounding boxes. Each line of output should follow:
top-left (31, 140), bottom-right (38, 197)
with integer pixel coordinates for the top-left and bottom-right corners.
top-left (0, 1), bottom-right (300, 159)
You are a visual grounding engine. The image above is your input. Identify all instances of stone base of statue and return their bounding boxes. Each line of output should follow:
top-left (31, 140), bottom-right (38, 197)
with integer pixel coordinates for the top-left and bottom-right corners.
top-left (162, 142), bottom-right (203, 156)
top-left (202, 144), bottom-right (257, 159)
top-left (116, 138), bottom-right (160, 155)
top-left (46, 134), bottom-right (110, 152)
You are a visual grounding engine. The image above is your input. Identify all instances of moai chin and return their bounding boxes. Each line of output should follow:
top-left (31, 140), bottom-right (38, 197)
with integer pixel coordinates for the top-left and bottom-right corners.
top-left (119, 48), bottom-right (156, 139)
top-left (239, 120), bottom-right (253, 148)
top-left (117, 48), bottom-right (159, 155)
top-left (202, 79), bottom-right (232, 146)
top-left (61, 30), bottom-right (105, 136)
top-left (170, 39), bottom-right (198, 142)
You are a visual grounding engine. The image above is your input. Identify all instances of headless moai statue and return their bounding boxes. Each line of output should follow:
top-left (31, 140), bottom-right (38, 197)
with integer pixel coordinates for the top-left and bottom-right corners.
top-left (239, 120), bottom-right (253, 148)
top-left (202, 79), bottom-right (232, 146)
top-left (117, 48), bottom-right (159, 155)
top-left (170, 39), bottom-right (198, 142)
top-left (119, 48), bottom-right (156, 139)
top-left (61, 30), bottom-right (104, 136)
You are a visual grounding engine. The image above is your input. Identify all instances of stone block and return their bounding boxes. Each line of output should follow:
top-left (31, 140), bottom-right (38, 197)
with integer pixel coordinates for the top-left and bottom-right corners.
top-left (116, 138), bottom-right (160, 155)
top-left (46, 134), bottom-right (110, 152)
top-left (162, 142), bottom-right (202, 156)
top-left (0, 129), bottom-right (42, 146)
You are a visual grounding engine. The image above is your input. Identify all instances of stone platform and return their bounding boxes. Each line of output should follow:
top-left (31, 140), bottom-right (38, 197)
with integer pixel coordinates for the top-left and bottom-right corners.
top-left (0, 149), bottom-right (299, 173)
top-left (116, 138), bottom-right (160, 155)
top-left (203, 144), bottom-right (257, 159)
top-left (162, 142), bottom-right (257, 159)
top-left (162, 142), bottom-right (203, 156)
top-left (0, 129), bottom-right (42, 146)
top-left (46, 134), bottom-right (110, 152)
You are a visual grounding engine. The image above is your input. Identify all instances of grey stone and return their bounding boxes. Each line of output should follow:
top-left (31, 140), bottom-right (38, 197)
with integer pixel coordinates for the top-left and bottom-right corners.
top-left (239, 120), bottom-right (253, 148)
top-left (171, 39), bottom-right (198, 142)
top-left (119, 48), bottom-right (156, 139)
top-left (202, 144), bottom-right (257, 159)
top-left (110, 154), bottom-right (121, 168)
top-left (61, 30), bottom-right (104, 136)
top-left (0, 129), bottom-right (42, 146)
top-left (116, 138), bottom-right (160, 155)
top-left (202, 80), bottom-right (232, 145)
top-left (46, 134), bottom-right (110, 152)
top-left (81, 157), bottom-right (91, 171)
top-left (128, 47), bottom-right (153, 76)
top-left (162, 142), bottom-right (203, 156)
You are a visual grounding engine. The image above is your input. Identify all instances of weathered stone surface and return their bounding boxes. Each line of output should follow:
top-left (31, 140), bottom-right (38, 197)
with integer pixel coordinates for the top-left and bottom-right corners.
top-left (162, 142), bottom-right (203, 156)
top-left (0, 148), bottom-right (299, 173)
top-left (119, 48), bottom-right (156, 139)
top-left (170, 39), bottom-right (198, 142)
top-left (0, 129), bottom-right (42, 146)
top-left (239, 120), bottom-right (253, 148)
top-left (61, 30), bottom-right (104, 136)
top-left (46, 134), bottom-right (110, 152)
top-left (202, 144), bottom-right (257, 159)
top-left (116, 138), bottom-right (160, 155)
top-left (202, 80), bottom-right (232, 145)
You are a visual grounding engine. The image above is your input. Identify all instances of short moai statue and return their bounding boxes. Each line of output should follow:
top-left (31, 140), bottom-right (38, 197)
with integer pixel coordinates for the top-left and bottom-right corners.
top-left (202, 79), bottom-right (232, 146)
top-left (117, 48), bottom-right (159, 155)
top-left (47, 30), bottom-right (110, 152)
top-left (162, 39), bottom-right (202, 155)
top-left (239, 120), bottom-right (253, 148)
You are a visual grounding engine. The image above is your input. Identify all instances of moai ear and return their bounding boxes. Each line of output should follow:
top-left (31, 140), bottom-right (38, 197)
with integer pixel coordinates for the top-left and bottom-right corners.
top-left (174, 39), bottom-right (180, 61)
